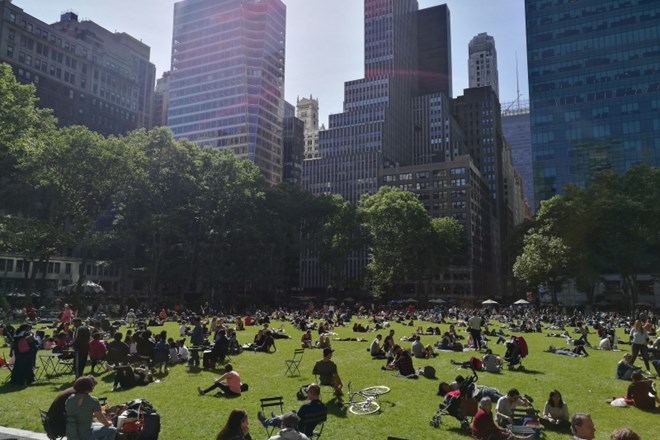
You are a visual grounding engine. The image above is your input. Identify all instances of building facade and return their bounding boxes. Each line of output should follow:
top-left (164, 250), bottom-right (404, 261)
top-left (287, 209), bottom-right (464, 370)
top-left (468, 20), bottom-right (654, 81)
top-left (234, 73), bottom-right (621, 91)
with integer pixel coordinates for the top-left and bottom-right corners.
top-left (282, 101), bottom-right (304, 184)
top-left (296, 95), bottom-right (322, 159)
top-left (380, 156), bottom-right (496, 299)
top-left (468, 32), bottom-right (499, 97)
top-left (168, 0), bottom-right (286, 186)
top-left (0, 1), bottom-right (155, 135)
top-left (526, 0), bottom-right (660, 206)
top-left (152, 71), bottom-right (170, 128)
top-left (501, 101), bottom-right (534, 209)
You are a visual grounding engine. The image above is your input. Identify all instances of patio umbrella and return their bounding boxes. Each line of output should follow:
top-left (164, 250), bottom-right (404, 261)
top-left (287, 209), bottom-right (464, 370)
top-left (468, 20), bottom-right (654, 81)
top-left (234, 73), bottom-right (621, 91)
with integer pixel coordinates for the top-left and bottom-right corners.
top-left (404, 297), bottom-right (418, 303)
top-left (429, 298), bottom-right (446, 304)
top-left (481, 299), bottom-right (499, 305)
top-left (343, 297), bottom-right (355, 302)
top-left (67, 281), bottom-right (105, 294)
top-left (513, 299), bottom-right (530, 305)
top-left (326, 297), bottom-right (337, 302)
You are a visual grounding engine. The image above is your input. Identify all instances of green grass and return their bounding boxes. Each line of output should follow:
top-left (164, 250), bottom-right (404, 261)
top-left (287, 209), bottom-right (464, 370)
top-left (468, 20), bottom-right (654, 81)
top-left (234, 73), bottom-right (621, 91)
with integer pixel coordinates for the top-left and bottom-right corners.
top-left (0, 319), bottom-right (655, 440)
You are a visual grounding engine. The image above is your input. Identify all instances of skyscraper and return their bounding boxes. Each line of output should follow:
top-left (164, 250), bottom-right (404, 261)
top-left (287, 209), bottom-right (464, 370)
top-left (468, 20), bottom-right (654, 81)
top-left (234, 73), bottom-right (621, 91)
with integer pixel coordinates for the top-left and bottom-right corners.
top-left (168, 0), bottom-right (286, 185)
top-left (0, 1), bottom-right (155, 135)
top-left (468, 32), bottom-right (499, 97)
top-left (526, 0), bottom-right (660, 206)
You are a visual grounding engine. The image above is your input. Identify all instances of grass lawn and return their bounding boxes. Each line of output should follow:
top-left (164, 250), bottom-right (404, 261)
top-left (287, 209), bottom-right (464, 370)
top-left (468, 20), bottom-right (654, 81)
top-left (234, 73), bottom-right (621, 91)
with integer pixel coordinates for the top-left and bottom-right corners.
top-left (0, 318), bottom-right (656, 440)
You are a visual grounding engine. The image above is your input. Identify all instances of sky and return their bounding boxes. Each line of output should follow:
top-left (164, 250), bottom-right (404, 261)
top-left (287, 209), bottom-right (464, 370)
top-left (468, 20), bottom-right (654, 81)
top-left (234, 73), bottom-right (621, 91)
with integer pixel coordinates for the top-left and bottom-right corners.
top-left (13, 0), bottom-right (528, 125)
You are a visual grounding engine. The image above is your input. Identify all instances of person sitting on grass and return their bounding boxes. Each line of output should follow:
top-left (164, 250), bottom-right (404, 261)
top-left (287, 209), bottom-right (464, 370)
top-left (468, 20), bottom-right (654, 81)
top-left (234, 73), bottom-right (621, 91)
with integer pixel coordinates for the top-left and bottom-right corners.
top-left (301, 330), bottom-right (313, 349)
top-left (392, 346), bottom-right (417, 379)
top-left (198, 363), bottom-right (246, 397)
top-left (496, 388), bottom-right (531, 427)
top-left (472, 397), bottom-right (533, 440)
top-left (482, 348), bottom-right (504, 372)
top-left (370, 334), bottom-right (386, 359)
top-left (540, 389), bottom-right (570, 431)
top-left (616, 353), bottom-right (642, 380)
top-left (216, 408), bottom-right (252, 440)
top-left (312, 348), bottom-right (343, 396)
top-left (626, 370), bottom-right (660, 410)
top-left (258, 384), bottom-right (327, 438)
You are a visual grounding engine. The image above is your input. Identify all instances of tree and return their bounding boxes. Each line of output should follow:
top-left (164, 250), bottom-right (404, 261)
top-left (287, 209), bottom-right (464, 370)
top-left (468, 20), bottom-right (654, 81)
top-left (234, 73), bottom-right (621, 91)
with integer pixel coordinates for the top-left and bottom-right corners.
top-left (358, 186), bottom-right (461, 297)
top-left (318, 196), bottom-right (365, 293)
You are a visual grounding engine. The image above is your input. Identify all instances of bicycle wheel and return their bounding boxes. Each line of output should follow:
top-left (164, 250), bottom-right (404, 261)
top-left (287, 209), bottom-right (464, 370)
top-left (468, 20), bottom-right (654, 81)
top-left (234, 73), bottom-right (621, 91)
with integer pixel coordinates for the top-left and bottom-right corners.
top-left (359, 385), bottom-right (391, 396)
top-left (349, 399), bottom-right (380, 415)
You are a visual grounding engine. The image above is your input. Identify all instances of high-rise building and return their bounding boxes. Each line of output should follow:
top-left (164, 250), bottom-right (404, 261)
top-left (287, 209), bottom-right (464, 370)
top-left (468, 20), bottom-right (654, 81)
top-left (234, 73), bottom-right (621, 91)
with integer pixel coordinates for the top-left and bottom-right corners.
top-left (417, 4), bottom-right (452, 98)
top-left (152, 71), bottom-right (170, 128)
top-left (168, 0), bottom-right (286, 186)
top-left (526, 0), bottom-right (660, 206)
top-left (282, 101), bottom-right (304, 184)
top-left (468, 32), bottom-right (499, 97)
top-left (501, 101), bottom-right (533, 209)
top-left (0, 1), bottom-right (155, 135)
top-left (296, 95), bottom-right (322, 159)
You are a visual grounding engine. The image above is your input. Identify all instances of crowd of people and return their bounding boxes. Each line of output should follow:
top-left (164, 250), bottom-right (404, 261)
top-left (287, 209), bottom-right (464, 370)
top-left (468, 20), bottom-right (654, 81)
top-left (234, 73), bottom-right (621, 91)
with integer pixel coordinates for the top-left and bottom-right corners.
top-left (1, 300), bottom-right (659, 440)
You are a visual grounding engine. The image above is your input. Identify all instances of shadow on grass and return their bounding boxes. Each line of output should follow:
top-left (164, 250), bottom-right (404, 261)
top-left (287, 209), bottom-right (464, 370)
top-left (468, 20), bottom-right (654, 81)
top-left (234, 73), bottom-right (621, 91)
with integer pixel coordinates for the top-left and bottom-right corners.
top-left (326, 397), bottom-right (348, 418)
top-left (511, 368), bottom-right (544, 375)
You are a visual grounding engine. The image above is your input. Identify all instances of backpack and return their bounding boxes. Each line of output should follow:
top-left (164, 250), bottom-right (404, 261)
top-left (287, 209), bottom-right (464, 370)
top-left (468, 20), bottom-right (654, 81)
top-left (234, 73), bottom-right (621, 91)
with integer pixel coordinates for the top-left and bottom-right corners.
top-left (514, 336), bottom-right (529, 358)
top-left (423, 365), bottom-right (436, 378)
top-left (469, 356), bottom-right (483, 371)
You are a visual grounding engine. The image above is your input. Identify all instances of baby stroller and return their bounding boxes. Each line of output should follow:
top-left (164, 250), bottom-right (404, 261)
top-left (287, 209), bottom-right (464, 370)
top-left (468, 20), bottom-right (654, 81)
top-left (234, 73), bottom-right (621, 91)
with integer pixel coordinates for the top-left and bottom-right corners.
top-left (430, 370), bottom-right (479, 431)
top-left (504, 336), bottom-right (528, 370)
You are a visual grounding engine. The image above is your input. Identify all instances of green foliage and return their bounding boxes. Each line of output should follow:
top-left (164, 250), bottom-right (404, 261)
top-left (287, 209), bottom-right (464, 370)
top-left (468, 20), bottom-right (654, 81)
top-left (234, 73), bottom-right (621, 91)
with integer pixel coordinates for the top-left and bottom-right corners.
top-left (514, 166), bottom-right (660, 306)
top-left (359, 187), bottom-right (463, 295)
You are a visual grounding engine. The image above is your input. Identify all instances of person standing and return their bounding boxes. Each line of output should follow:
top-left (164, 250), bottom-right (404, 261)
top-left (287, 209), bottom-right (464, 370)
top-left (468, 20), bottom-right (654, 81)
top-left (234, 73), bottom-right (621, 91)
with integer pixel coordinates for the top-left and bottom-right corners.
top-left (71, 318), bottom-right (90, 378)
top-left (468, 313), bottom-right (483, 350)
top-left (629, 320), bottom-right (651, 373)
top-left (189, 316), bottom-right (205, 367)
top-left (65, 376), bottom-right (116, 440)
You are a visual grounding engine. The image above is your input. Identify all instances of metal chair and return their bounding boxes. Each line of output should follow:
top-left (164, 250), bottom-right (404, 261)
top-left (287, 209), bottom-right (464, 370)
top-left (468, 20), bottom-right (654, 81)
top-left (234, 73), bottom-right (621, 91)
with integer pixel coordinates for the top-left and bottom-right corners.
top-left (259, 396), bottom-right (284, 438)
top-left (300, 411), bottom-right (327, 439)
top-left (39, 408), bottom-right (65, 440)
top-left (284, 348), bottom-right (304, 376)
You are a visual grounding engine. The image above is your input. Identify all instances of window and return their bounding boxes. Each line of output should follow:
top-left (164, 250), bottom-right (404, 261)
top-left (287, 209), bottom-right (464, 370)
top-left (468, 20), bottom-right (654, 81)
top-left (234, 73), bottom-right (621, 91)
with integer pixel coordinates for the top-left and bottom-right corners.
top-left (65, 263), bottom-right (71, 275)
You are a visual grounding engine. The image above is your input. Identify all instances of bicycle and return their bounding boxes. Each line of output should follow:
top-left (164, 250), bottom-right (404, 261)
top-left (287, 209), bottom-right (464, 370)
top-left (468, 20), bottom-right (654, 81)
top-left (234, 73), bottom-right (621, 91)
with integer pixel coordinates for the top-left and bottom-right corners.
top-left (342, 382), bottom-right (390, 415)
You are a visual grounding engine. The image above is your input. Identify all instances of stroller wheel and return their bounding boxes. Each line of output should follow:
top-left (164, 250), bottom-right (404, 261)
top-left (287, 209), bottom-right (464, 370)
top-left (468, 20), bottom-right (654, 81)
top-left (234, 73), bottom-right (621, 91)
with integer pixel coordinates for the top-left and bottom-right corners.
top-left (461, 420), bottom-right (470, 431)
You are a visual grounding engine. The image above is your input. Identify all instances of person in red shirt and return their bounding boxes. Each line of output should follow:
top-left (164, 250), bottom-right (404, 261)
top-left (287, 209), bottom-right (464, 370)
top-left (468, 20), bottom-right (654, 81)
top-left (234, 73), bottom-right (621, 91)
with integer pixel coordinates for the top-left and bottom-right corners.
top-left (88, 332), bottom-right (107, 374)
top-left (472, 397), bottom-right (532, 440)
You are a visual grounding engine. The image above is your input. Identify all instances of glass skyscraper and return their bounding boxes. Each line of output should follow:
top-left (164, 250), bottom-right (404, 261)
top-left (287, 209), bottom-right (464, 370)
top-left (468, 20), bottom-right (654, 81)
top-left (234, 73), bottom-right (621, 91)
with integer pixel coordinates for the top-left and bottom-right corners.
top-left (526, 0), bottom-right (660, 205)
top-left (168, 0), bottom-right (286, 185)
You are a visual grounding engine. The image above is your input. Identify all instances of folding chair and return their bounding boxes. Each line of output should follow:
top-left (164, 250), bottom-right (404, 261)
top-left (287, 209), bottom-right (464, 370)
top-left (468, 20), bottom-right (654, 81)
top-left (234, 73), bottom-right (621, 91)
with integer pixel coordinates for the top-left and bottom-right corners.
top-left (284, 349), bottom-right (304, 376)
top-left (300, 411), bottom-right (327, 439)
top-left (259, 396), bottom-right (284, 438)
top-left (39, 409), bottom-right (65, 440)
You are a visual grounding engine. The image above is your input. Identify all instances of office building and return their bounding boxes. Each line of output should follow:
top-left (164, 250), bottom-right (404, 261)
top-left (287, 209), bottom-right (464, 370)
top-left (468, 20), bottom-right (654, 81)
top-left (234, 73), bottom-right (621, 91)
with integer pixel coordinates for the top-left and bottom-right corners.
top-left (468, 32), bottom-right (499, 97)
top-left (501, 101), bottom-right (534, 209)
top-left (417, 4), bottom-right (452, 98)
top-left (297, 95), bottom-right (323, 159)
top-left (380, 156), bottom-right (496, 298)
top-left (152, 71), bottom-right (170, 127)
top-left (282, 101), bottom-right (304, 184)
top-left (0, 1), bottom-right (155, 135)
top-left (526, 0), bottom-right (660, 205)
top-left (168, 0), bottom-right (286, 186)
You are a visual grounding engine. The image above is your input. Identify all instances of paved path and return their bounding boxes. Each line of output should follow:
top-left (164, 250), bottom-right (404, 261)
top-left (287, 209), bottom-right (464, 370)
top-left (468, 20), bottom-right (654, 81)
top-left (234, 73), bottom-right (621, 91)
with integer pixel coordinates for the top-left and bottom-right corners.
top-left (0, 426), bottom-right (49, 440)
